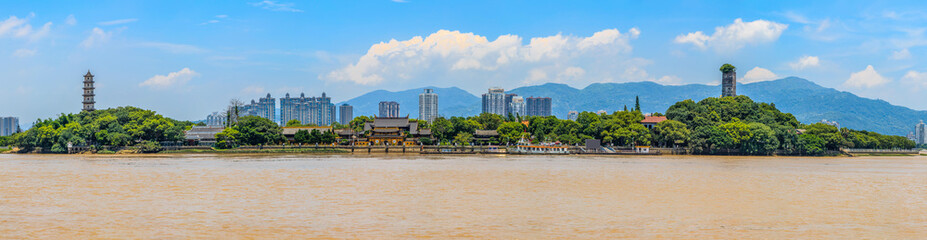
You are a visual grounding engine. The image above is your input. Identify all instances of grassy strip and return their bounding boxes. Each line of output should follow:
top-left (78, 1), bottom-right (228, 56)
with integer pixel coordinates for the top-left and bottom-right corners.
top-left (161, 148), bottom-right (349, 154)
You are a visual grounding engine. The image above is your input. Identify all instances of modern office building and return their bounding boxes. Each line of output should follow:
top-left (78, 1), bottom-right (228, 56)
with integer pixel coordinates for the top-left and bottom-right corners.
top-left (508, 96), bottom-right (526, 117)
top-left (0, 117), bottom-right (20, 136)
top-left (916, 120), bottom-right (926, 145)
top-left (82, 70), bottom-right (96, 112)
top-left (280, 92), bottom-right (336, 126)
top-left (721, 66), bottom-right (737, 97)
top-left (482, 88), bottom-right (506, 115)
top-left (418, 89), bottom-right (439, 122)
top-left (205, 112), bottom-right (226, 127)
top-left (526, 97), bottom-right (552, 116)
top-left (567, 111), bottom-right (578, 121)
top-left (379, 101), bottom-right (400, 118)
top-left (241, 93), bottom-right (276, 122)
top-left (339, 104), bottom-right (353, 125)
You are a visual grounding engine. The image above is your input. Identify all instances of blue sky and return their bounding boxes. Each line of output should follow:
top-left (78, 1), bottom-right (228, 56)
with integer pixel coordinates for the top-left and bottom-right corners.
top-left (2, 0), bottom-right (927, 125)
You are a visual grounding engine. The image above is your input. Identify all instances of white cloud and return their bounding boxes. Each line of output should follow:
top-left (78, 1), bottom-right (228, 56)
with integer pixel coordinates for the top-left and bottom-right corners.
top-left (0, 15), bottom-right (53, 41)
top-left (140, 68), bottom-right (199, 89)
top-left (98, 18), bottom-right (137, 26)
top-left (789, 56), bottom-right (820, 70)
top-left (891, 49), bottom-right (912, 60)
top-left (652, 75), bottom-right (684, 85)
top-left (674, 18), bottom-right (788, 53)
top-left (65, 14), bottom-right (77, 25)
top-left (137, 42), bottom-right (204, 54)
top-left (80, 27), bottom-right (111, 48)
top-left (524, 68), bottom-right (548, 84)
top-left (742, 67), bottom-right (778, 83)
top-left (216, 15), bottom-right (228, 18)
top-left (324, 28), bottom-right (644, 89)
top-left (845, 65), bottom-right (890, 88)
top-left (12, 48), bottom-right (36, 57)
top-left (251, 1), bottom-right (303, 12)
top-left (901, 70), bottom-right (927, 89)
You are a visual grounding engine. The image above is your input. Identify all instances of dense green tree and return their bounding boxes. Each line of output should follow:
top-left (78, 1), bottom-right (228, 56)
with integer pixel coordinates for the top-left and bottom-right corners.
top-left (232, 116), bottom-right (284, 145)
top-left (294, 130), bottom-right (310, 144)
top-left (474, 113), bottom-right (504, 130)
top-left (497, 122), bottom-right (526, 144)
top-left (454, 132), bottom-right (472, 146)
top-left (653, 120), bottom-right (690, 148)
top-left (11, 107), bottom-right (190, 152)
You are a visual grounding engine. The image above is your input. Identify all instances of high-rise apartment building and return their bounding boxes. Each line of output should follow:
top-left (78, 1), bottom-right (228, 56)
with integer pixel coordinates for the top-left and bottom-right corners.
top-left (82, 71), bottom-right (96, 112)
top-left (508, 96), bottom-right (526, 117)
top-left (482, 88), bottom-right (506, 115)
top-left (526, 97), bottom-right (552, 116)
top-left (379, 101), bottom-right (400, 118)
top-left (339, 104), bottom-right (353, 125)
top-left (916, 120), bottom-right (926, 145)
top-left (241, 94), bottom-right (276, 122)
top-left (418, 89), bottom-right (438, 122)
top-left (280, 92), bottom-right (336, 126)
top-left (0, 117), bottom-right (19, 137)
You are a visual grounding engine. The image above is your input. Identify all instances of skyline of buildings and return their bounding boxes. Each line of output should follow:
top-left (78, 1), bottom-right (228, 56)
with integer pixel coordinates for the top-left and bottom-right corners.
top-left (482, 88), bottom-right (552, 117)
top-left (241, 94), bottom-right (276, 123)
top-left (0, 117), bottom-right (19, 137)
top-left (418, 89), bottom-right (439, 122)
top-left (280, 92), bottom-right (336, 126)
top-left (379, 101), bottom-right (400, 118)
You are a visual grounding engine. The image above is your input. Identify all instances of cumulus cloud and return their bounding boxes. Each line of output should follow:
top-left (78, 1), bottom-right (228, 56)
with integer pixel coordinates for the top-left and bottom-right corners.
top-left (0, 15), bottom-right (53, 41)
top-left (845, 65), bottom-right (890, 88)
top-left (12, 48), bottom-right (36, 57)
top-left (891, 49), bottom-right (911, 60)
top-left (901, 70), bottom-right (927, 89)
top-left (251, 1), bottom-right (303, 12)
top-left (674, 18), bottom-right (788, 53)
top-left (742, 67), bottom-right (778, 83)
top-left (789, 55), bottom-right (820, 69)
top-left (98, 18), bottom-right (137, 26)
top-left (323, 28), bottom-right (644, 90)
top-left (140, 68), bottom-right (199, 89)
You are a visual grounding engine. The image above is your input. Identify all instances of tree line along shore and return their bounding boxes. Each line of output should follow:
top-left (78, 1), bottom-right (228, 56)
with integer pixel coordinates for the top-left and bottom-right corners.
top-left (1, 96), bottom-right (921, 156)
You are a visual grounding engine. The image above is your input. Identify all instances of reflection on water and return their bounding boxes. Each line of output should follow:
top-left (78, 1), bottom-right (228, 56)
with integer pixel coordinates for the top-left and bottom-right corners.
top-left (1, 154), bottom-right (926, 239)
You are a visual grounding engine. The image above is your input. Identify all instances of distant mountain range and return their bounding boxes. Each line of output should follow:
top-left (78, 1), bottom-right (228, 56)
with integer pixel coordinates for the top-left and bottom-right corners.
top-left (338, 77), bottom-right (927, 136)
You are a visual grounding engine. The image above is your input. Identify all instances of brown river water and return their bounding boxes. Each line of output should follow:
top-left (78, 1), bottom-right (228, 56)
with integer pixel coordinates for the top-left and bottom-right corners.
top-left (1, 153), bottom-right (926, 239)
